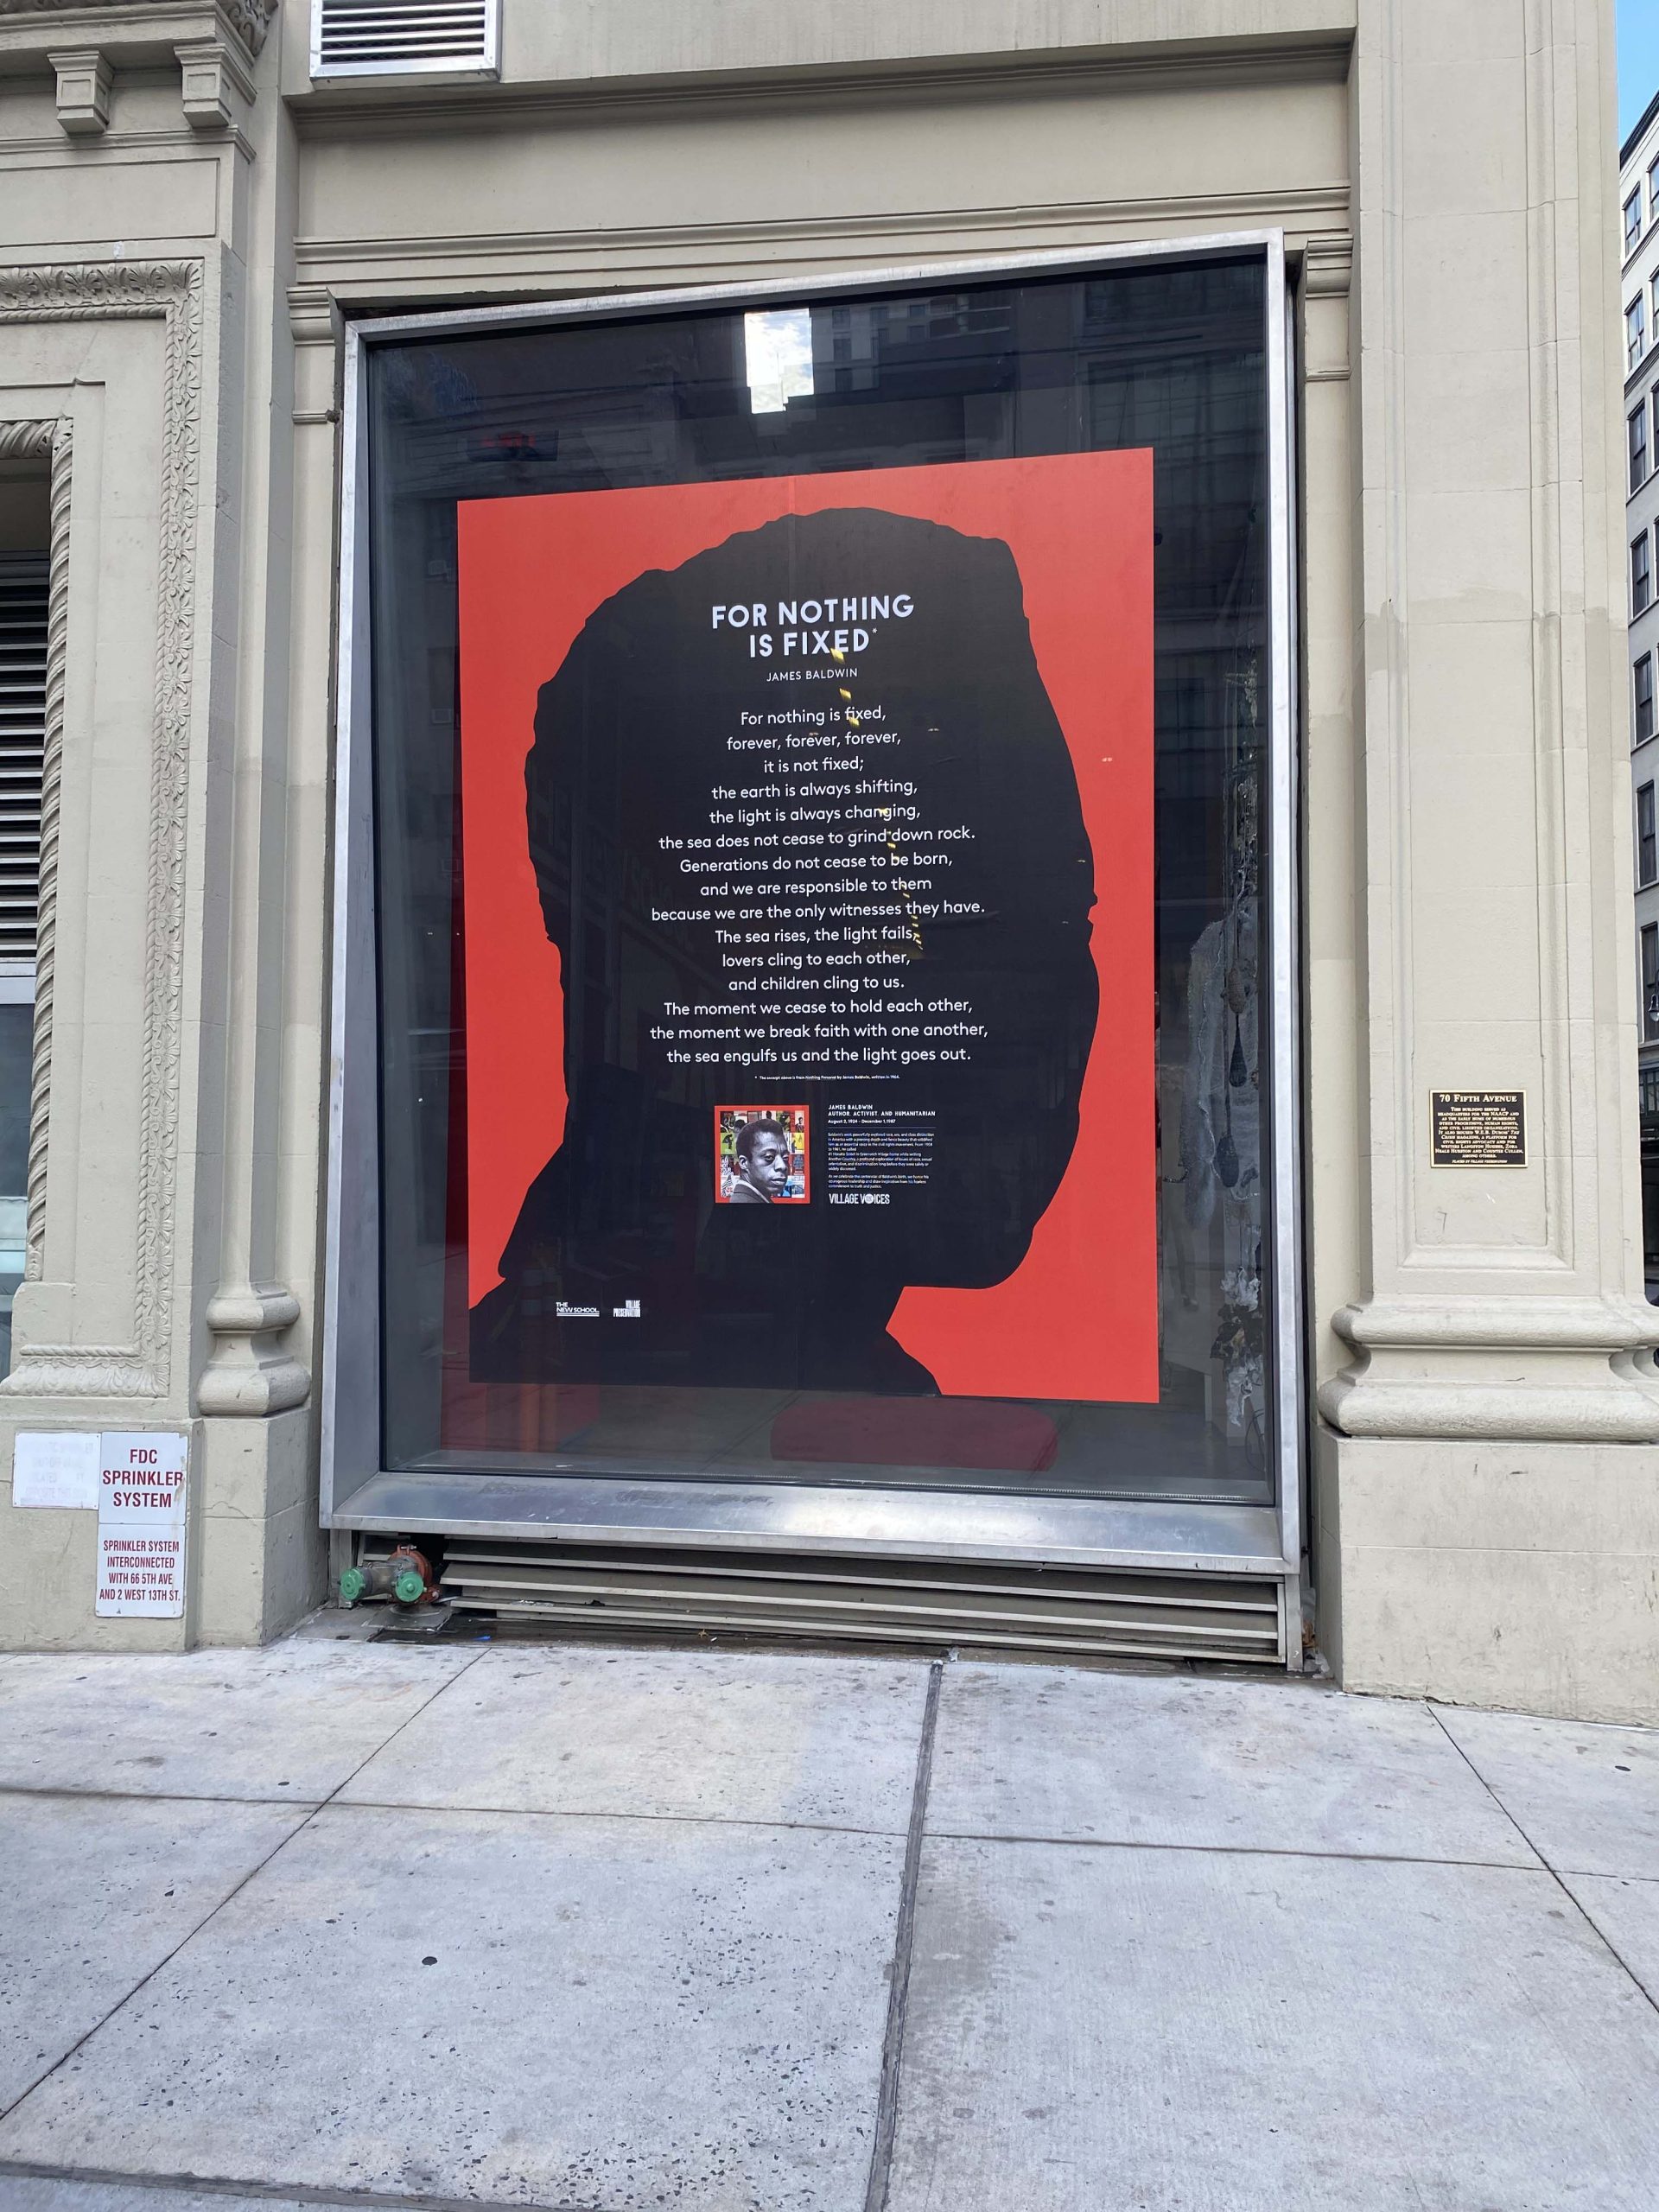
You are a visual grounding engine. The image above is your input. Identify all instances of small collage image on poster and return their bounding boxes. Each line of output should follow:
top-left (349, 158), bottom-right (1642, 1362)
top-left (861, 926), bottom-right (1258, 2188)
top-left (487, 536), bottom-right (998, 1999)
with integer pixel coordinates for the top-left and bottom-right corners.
top-left (715, 1105), bottom-right (810, 1205)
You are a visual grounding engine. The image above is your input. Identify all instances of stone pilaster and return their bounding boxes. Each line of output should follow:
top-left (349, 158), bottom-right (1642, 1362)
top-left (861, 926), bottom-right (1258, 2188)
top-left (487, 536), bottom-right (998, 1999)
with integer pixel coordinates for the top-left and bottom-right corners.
top-left (1315, 0), bottom-right (1659, 1716)
top-left (1322, 0), bottom-right (1659, 1442)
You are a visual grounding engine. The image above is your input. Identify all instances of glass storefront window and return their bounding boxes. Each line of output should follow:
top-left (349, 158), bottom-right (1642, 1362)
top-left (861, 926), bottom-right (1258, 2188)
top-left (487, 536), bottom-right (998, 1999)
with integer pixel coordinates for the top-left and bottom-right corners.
top-left (359, 252), bottom-right (1279, 1506)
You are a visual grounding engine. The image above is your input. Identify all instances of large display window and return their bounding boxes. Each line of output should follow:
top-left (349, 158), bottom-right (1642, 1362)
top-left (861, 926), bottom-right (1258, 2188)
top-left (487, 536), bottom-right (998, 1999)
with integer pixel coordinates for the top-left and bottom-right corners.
top-left (325, 239), bottom-right (1300, 1570)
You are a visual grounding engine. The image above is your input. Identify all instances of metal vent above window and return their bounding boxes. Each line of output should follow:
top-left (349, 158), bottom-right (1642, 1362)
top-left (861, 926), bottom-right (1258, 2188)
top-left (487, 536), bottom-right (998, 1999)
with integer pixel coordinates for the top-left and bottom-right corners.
top-left (0, 556), bottom-right (47, 967)
top-left (311, 0), bottom-right (499, 79)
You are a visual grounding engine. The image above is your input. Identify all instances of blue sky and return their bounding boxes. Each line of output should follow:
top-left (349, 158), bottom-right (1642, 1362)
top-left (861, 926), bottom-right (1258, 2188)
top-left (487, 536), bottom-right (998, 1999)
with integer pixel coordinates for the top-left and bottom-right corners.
top-left (1622, 0), bottom-right (1659, 143)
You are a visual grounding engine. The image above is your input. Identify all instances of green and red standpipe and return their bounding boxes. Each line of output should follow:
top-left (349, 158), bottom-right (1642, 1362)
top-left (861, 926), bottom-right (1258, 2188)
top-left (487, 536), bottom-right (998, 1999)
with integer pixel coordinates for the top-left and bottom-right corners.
top-left (340, 1544), bottom-right (435, 1608)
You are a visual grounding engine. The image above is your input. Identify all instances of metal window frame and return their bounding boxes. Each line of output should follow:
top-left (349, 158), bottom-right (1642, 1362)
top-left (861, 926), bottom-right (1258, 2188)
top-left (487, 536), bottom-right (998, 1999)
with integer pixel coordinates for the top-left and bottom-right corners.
top-left (321, 232), bottom-right (1307, 1656)
top-left (309, 0), bottom-right (500, 84)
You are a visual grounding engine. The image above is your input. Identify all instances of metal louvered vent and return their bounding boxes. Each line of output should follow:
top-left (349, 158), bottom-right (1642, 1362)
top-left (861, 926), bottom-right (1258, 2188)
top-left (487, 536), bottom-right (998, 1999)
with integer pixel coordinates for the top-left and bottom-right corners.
top-left (312, 0), bottom-right (499, 79)
top-left (0, 556), bottom-right (47, 967)
top-left (425, 1540), bottom-right (1287, 1665)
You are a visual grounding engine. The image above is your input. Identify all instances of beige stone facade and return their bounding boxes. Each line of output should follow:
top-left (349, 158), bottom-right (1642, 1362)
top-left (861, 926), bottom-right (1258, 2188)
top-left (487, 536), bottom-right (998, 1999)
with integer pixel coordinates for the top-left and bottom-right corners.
top-left (0, 0), bottom-right (1653, 1720)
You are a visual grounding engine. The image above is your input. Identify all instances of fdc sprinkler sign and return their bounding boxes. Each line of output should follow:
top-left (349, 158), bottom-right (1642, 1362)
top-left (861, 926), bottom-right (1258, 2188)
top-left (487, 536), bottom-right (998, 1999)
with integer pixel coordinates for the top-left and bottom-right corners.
top-left (95, 1431), bottom-right (188, 1618)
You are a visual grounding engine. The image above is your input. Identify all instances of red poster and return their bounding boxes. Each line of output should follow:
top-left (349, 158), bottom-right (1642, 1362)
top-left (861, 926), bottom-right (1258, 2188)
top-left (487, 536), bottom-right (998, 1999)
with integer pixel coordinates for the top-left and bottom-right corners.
top-left (456, 454), bottom-right (1156, 1408)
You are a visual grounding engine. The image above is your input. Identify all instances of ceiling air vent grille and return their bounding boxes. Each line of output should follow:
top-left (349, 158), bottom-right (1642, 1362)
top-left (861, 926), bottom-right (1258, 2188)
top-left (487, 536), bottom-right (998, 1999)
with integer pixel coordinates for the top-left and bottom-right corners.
top-left (312, 0), bottom-right (499, 79)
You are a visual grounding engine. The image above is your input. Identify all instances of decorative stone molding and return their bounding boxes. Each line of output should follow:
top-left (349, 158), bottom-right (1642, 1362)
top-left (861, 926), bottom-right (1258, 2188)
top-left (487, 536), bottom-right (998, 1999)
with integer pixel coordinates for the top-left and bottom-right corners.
top-left (286, 281), bottom-right (340, 424)
top-left (175, 32), bottom-right (253, 128)
top-left (47, 45), bottom-right (110, 133)
top-left (199, 1284), bottom-right (308, 1414)
top-left (6, 1344), bottom-right (158, 1396)
top-left (0, 260), bottom-right (203, 1402)
top-left (217, 0), bottom-right (271, 54)
top-left (0, 1), bottom-right (274, 61)
top-left (1300, 232), bottom-right (1352, 384)
top-left (1301, 233), bottom-right (1352, 299)
top-left (0, 423), bottom-right (56, 459)
top-left (30, 419), bottom-right (70, 1294)
top-left (291, 182), bottom-right (1352, 302)
top-left (1319, 1300), bottom-right (1659, 1444)
top-left (285, 281), bottom-right (337, 347)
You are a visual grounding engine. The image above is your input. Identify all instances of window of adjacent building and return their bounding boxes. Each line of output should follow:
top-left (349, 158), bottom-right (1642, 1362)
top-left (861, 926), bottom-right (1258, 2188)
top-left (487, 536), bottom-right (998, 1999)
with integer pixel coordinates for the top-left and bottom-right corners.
top-left (1651, 156), bottom-right (1659, 225)
top-left (1631, 403), bottom-right (1649, 492)
top-left (1639, 783), bottom-right (1656, 887)
top-left (1630, 296), bottom-right (1648, 369)
top-left (1638, 654), bottom-right (1656, 746)
top-left (1643, 923), bottom-right (1659, 1043)
top-left (1634, 531), bottom-right (1653, 616)
top-left (0, 535), bottom-right (47, 1374)
top-left (1628, 189), bottom-right (1644, 255)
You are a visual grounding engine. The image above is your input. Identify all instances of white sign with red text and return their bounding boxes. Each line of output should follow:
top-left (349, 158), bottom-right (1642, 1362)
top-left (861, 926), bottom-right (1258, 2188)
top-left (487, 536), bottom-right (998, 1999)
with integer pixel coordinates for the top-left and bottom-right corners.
top-left (95, 1431), bottom-right (188, 1618)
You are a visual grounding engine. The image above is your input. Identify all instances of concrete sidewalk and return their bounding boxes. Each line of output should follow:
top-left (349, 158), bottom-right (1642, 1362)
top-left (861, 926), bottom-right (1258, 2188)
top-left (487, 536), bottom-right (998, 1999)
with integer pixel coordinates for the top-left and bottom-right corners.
top-left (0, 1621), bottom-right (1656, 2212)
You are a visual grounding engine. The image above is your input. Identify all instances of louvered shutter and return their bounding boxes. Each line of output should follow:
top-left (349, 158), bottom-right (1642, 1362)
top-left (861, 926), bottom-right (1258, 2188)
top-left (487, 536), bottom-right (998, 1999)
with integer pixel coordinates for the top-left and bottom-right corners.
top-left (0, 554), bottom-right (46, 971)
top-left (312, 0), bottom-right (499, 79)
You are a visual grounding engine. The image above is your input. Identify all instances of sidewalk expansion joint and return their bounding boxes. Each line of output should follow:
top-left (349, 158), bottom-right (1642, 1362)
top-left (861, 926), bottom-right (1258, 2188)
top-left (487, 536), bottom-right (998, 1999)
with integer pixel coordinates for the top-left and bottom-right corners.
top-left (317, 1796), bottom-right (911, 1838)
top-left (0, 1783), bottom-right (330, 1812)
top-left (0, 1782), bottom-right (909, 1840)
top-left (0, 2158), bottom-right (606, 2211)
top-left (864, 1652), bottom-right (943, 2212)
top-left (924, 1827), bottom-right (1557, 1873)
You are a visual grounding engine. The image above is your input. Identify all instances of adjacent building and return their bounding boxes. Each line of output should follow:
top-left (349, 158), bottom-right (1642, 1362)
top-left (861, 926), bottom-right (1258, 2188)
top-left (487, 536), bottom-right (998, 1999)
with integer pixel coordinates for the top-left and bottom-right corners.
top-left (1624, 88), bottom-right (1659, 1294)
top-left (0, 0), bottom-right (1655, 1722)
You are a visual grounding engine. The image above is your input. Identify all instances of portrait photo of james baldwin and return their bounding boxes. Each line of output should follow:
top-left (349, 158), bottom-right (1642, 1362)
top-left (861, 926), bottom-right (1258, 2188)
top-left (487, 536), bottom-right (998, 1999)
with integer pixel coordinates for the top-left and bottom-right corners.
top-left (726, 1119), bottom-right (792, 1203)
top-left (467, 504), bottom-right (1098, 1395)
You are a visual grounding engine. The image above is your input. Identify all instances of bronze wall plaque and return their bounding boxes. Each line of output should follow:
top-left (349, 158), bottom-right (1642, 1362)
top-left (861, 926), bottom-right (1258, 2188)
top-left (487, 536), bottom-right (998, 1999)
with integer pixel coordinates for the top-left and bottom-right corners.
top-left (1430, 1090), bottom-right (1527, 1167)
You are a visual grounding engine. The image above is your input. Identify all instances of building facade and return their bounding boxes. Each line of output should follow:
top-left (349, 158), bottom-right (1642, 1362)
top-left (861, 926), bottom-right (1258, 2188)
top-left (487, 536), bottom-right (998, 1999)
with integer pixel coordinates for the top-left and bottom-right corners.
top-left (0, 0), bottom-right (1656, 1722)
top-left (1623, 90), bottom-right (1659, 1294)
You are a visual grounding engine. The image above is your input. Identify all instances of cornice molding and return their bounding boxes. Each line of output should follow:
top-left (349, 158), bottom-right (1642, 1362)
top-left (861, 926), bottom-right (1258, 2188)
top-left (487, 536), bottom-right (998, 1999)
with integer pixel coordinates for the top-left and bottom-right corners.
top-left (289, 33), bottom-right (1352, 138)
top-left (0, 257), bottom-right (202, 1404)
top-left (294, 185), bottom-right (1351, 302)
top-left (0, 122), bottom-right (253, 156)
top-left (0, 0), bottom-right (273, 63)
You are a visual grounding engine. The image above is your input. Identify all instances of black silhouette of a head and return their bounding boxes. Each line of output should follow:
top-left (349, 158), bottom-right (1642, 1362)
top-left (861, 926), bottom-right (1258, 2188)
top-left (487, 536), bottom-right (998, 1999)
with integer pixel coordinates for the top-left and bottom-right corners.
top-left (480, 505), bottom-right (1096, 1389)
